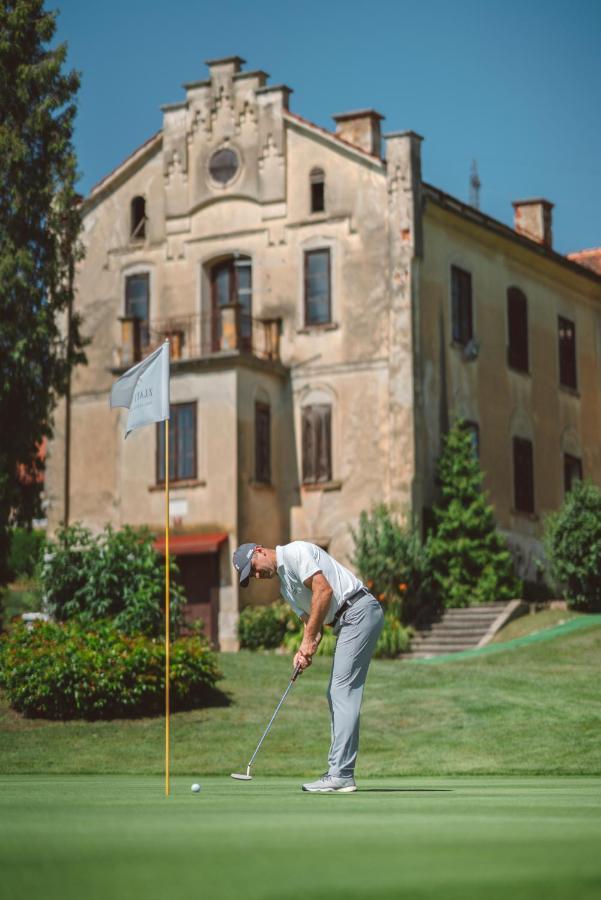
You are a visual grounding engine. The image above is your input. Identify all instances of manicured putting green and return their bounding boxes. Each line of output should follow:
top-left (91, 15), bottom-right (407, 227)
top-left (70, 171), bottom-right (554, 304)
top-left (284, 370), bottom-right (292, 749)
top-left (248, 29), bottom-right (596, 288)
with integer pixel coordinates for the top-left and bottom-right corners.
top-left (1, 775), bottom-right (600, 900)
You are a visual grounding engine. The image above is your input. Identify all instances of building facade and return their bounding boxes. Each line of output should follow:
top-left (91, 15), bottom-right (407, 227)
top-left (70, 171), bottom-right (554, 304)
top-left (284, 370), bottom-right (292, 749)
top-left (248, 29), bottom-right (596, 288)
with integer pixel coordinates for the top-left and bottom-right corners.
top-left (45, 56), bottom-right (601, 648)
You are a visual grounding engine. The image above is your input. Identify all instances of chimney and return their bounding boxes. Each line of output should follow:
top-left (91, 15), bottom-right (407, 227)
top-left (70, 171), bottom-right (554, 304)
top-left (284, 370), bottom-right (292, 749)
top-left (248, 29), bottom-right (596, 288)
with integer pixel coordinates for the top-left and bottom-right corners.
top-left (332, 109), bottom-right (384, 157)
top-left (512, 198), bottom-right (554, 249)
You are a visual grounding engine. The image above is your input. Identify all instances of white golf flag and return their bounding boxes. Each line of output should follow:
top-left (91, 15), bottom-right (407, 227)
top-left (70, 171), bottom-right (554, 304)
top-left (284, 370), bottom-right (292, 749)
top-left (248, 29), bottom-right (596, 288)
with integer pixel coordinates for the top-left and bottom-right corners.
top-left (110, 341), bottom-right (170, 437)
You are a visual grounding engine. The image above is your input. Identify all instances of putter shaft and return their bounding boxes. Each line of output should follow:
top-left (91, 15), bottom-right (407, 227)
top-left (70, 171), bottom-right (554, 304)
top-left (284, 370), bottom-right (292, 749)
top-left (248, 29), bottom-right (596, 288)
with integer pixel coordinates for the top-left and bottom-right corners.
top-left (246, 664), bottom-right (301, 772)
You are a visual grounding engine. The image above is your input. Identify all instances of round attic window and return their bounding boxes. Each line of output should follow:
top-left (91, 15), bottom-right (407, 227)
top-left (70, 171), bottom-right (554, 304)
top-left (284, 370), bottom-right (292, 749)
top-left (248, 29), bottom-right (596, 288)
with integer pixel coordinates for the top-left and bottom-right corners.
top-left (208, 147), bottom-right (239, 185)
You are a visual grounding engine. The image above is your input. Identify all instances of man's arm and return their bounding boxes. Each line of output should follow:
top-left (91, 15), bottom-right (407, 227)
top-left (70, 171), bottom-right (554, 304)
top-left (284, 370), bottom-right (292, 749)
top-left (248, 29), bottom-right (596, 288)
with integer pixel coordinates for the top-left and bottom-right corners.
top-left (294, 572), bottom-right (333, 669)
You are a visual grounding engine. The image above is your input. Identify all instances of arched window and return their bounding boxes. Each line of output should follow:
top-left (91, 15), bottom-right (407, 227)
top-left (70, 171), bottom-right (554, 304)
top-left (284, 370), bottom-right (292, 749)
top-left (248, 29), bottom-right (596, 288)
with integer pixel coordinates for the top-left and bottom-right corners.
top-left (209, 256), bottom-right (252, 352)
top-left (309, 168), bottom-right (325, 213)
top-left (130, 196), bottom-right (146, 240)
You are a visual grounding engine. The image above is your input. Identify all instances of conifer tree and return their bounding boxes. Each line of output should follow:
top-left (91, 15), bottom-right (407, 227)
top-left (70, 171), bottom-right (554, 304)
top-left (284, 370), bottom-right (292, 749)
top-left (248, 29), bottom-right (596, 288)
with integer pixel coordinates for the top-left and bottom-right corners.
top-left (427, 420), bottom-right (520, 607)
top-left (0, 0), bottom-right (85, 586)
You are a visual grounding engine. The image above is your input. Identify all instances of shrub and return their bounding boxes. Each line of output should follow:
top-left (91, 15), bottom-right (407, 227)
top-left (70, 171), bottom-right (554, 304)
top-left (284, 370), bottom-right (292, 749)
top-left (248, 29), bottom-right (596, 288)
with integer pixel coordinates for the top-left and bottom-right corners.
top-left (281, 606), bottom-right (411, 659)
top-left (350, 504), bottom-right (428, 623)
top-left (0, 620), bottom-right (222, 719)
top-left (543, 480), bottom-right (601, 611)
top-left (427, 421), bottom-right (520, 608)
top-left (40, 524), bottom-right (185, 637)
top-left (238, 601), bottom-right (296, 650)
top-left (7, 527), bottom-right (45, 580)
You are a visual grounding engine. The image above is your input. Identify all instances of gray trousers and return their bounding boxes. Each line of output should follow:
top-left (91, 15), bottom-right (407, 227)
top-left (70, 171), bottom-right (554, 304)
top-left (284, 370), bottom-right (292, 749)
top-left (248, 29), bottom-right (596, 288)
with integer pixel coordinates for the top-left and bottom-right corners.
top-left (327, 594), bottom-right (384, 777)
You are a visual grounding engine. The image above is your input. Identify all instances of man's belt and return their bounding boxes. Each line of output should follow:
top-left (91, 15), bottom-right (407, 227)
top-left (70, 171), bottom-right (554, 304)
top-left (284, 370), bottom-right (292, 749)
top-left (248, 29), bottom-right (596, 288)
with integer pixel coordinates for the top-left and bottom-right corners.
top-left (330, 587), bottom-right (370, 627)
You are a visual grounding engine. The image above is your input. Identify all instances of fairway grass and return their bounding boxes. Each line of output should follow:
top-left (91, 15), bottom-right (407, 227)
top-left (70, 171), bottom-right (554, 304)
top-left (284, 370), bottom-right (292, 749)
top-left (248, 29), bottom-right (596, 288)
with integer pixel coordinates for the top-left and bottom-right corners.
top-left (1, 775), bottom-right (600, 900)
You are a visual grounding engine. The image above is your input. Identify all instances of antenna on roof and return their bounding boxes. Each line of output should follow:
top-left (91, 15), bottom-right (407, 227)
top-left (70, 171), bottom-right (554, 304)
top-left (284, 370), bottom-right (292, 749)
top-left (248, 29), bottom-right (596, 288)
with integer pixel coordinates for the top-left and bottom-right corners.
top-left (469, 159), bottom-right (481, 209)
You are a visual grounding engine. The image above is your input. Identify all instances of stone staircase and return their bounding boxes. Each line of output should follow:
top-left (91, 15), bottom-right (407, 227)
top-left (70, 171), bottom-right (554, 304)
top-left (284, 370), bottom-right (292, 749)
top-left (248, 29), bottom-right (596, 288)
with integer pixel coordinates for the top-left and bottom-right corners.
top-left (406, 601), bottom-right (525, 659)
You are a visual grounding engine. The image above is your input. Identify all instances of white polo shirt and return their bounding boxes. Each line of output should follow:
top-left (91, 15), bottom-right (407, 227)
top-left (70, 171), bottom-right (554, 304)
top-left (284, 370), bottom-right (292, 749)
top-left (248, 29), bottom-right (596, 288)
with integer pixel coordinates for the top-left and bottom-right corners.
top-left (275, 541), bottom-right (365, 625)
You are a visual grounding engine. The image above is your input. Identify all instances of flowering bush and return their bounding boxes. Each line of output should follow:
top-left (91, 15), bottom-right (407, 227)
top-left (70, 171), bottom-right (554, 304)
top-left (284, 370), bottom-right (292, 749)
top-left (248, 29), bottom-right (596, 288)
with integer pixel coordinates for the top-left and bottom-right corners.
top-left (0, 620), bottom-right (222, 719)
top-left (40, 524), bottom-right (185, 637)
top-left (350, 504), bottom-right (429, 623)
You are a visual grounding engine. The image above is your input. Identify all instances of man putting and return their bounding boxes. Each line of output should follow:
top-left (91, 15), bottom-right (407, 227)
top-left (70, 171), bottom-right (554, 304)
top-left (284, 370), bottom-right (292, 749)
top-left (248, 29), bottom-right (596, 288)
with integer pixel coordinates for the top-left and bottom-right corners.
top-left (233, 541), bottom-right (384, 793)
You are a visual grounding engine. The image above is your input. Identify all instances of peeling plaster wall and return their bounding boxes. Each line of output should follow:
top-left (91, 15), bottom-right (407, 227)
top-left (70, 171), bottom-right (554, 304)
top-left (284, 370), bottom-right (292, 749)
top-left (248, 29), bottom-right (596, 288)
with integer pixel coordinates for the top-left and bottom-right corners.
top-left (418, 199), bottom-right (601, 576)
top-left (45, 60), bottom-right (424, 645)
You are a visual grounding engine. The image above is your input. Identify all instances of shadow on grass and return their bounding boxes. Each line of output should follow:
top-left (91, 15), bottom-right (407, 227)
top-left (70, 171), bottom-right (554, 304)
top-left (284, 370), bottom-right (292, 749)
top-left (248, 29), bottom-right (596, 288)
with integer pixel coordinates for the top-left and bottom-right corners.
top-left (358, 788), bottom-right (453, 793)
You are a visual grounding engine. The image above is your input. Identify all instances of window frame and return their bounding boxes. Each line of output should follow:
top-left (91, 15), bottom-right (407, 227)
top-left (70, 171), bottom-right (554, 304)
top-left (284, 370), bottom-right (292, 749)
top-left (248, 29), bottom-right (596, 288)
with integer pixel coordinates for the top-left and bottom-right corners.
top-left (124, 272), bottom-right (150, 350)
top-left (130, 196), bottom-right (146, 240)
top-left (156, 402), bottom-right (197, 485)
top-left (301, 403), bottom-right (332, 485)
top-left (309, 167), bottom-right (325, 214)
top-left (450, 265), bottom-right (473, 347)
top-left (513, 436), bottom-right (535, 515)
top-left (209, 256), bottom-right (252, 352)
top-left (558, 315), bottom-right (577, 390)
top-left (304, 248), bottom-right (332, 327)
top-left (507, 287), bottom-right (529, 373)
top-left (254, 401), bottom-right (271, 485)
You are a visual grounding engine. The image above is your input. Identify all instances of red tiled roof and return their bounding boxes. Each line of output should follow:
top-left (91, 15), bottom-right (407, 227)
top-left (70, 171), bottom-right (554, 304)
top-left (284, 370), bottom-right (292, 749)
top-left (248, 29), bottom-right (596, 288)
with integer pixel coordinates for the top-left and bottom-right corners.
top-left (567, 248), bottom-right (601, 276)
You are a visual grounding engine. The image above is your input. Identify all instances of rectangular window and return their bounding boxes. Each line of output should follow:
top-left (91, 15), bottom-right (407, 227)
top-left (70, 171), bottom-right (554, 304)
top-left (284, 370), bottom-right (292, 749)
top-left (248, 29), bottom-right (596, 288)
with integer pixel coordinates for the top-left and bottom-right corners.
top-left (563, 454), bottom-right (582, 495)
top-left (451, 265), bottom-right (473, 346)
top-left (304, 249), bottom-right (331, 326)
top-left (513, 436), bottom-right (534, 514)
top-left (125, 273), bottom-right (150, 348)
top-left (255, 402), bottom-right (271, 484)
top-left (558, 316), bottom-right (577, 389)
top-left (302, 404), bottom-right (332, 484)
top-left (507, 289), bottom-right (529, 372)
top-left (156, 402), bottom-right (196, 483)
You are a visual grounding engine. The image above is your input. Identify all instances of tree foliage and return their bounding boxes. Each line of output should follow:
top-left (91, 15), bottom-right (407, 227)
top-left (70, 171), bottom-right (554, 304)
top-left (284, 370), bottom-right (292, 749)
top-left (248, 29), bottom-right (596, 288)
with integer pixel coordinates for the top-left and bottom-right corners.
top-left (543, 480), bottom-right (601, 611)
top-left (40, 524), bottom-right (186, 637)
top-left (0, 0), bottom-right (85, 585)
top-left (350, 504), bottom-right (429, 622)
top-left (427, 421), bottom-right (520, 607)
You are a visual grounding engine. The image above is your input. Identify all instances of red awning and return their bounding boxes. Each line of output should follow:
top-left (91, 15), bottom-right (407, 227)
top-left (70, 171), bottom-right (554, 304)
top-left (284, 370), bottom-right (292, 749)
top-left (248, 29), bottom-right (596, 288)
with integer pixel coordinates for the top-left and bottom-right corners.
top-left (154, 532), bottom-right (228, 556)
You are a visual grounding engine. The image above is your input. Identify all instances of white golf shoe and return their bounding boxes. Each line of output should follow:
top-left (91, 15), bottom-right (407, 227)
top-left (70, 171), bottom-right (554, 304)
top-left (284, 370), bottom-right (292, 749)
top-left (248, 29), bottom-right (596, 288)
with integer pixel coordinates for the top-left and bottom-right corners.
top-left (301, 774), bottom-right (357, 793)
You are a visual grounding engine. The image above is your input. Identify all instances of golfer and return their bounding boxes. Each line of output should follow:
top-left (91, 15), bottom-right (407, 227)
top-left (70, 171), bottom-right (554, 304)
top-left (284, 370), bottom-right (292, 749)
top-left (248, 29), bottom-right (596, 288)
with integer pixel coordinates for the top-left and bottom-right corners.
top-left (233, 540), bottom-right (384, 792)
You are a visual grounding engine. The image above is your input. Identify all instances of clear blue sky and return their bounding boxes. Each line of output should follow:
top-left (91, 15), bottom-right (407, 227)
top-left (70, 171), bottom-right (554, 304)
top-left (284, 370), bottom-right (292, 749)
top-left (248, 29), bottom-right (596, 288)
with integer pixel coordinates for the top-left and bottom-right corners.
top-left (54, 0), bottom-right (600, 255)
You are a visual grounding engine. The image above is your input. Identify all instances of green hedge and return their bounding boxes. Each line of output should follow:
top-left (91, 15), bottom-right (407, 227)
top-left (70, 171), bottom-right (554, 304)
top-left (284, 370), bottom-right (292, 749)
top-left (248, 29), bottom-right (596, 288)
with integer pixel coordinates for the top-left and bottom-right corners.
top-left (7, 528), bottom-right (45, 581)
top-left (543, 480), bottom-right (601, 611)
top-left (0, 620), bottom-right (222, 719)
top-left (239, 600), bottom-right (412, 659)
top-left (238, 601), bottom-right (298, 650)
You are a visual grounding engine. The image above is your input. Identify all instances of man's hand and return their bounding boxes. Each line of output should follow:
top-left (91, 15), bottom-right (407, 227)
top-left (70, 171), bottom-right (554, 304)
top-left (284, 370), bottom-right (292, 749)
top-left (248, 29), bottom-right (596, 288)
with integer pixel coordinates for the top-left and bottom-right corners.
top-left (294, 649), bottom-right (312, 672)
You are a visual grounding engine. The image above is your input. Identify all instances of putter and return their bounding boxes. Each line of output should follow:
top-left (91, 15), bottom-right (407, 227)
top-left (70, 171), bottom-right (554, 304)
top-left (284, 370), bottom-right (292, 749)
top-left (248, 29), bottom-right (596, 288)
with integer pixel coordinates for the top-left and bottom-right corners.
top-left (231, 663), bottom-right (302, 781)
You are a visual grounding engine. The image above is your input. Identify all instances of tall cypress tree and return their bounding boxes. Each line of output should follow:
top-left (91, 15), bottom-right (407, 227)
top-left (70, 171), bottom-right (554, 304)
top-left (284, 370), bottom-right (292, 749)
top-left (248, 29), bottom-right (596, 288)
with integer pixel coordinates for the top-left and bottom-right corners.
top-left (0, 0), bottom-right (85, 586)
top-left (427, 420), bottom-right (520, 607)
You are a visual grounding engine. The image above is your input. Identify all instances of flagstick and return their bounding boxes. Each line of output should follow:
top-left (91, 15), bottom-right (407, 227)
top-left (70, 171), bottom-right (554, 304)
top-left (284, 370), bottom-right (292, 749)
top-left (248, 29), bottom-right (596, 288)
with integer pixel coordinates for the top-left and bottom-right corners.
top-left (165, 417), bottom-right (170, 797)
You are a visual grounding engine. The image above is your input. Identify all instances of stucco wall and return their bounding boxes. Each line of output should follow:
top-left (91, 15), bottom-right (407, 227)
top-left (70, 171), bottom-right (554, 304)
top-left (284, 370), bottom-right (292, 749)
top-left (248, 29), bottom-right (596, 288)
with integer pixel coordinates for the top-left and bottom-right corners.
top-left (418, 198), bottom-right (601, 575)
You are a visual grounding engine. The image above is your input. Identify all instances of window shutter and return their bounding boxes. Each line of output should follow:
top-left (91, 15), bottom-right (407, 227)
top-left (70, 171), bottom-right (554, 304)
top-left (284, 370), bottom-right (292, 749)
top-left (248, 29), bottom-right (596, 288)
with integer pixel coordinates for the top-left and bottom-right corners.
top-left (513, 437), bottom-right (534, 514)
top-left (302, 408), bottom-right (316, 483)
top-left (315, 405), bottom-right (332, 482)
top-left (507, 289), bottom-right (528, 371)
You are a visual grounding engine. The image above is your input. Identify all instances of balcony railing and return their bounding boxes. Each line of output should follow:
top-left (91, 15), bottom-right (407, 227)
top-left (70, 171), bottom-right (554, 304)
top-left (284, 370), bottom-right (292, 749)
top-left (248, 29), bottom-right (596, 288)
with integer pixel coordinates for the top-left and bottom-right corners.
top-left (114, 306), bottom-right (281, 368)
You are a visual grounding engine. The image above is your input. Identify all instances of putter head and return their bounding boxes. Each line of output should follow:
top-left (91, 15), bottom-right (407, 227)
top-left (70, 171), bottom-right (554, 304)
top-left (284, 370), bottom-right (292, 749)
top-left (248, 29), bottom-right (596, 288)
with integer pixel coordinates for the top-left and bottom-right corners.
top-left (231, 772), bottom-right (252, 781)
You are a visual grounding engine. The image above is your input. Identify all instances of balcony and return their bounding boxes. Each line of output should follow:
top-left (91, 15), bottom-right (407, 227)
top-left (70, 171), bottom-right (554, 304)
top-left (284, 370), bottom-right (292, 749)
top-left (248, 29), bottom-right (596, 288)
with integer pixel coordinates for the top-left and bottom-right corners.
top-left (114, 305), bottom-right (281, 368)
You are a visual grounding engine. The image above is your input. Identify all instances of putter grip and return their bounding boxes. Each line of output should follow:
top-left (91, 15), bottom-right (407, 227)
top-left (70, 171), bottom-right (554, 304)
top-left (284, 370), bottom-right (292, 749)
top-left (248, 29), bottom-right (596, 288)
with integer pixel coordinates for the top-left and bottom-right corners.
top-left (292, 663), bottom-right (302, 681)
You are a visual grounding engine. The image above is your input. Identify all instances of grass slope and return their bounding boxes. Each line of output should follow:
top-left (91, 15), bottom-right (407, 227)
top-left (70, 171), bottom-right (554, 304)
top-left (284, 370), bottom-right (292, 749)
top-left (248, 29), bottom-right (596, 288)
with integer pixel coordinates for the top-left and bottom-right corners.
top-left (1, 622), bottom-right (600, 776)
top-left (492, 608), bottom-right (581, 643)
top-left (1, 775), bottom-right (600, 900)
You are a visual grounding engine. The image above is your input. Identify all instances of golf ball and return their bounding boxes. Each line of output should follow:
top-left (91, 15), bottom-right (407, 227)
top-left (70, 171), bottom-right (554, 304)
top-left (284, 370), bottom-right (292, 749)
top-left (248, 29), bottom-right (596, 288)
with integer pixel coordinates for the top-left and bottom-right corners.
top-left (191, 783), bottom-right (201, 793)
